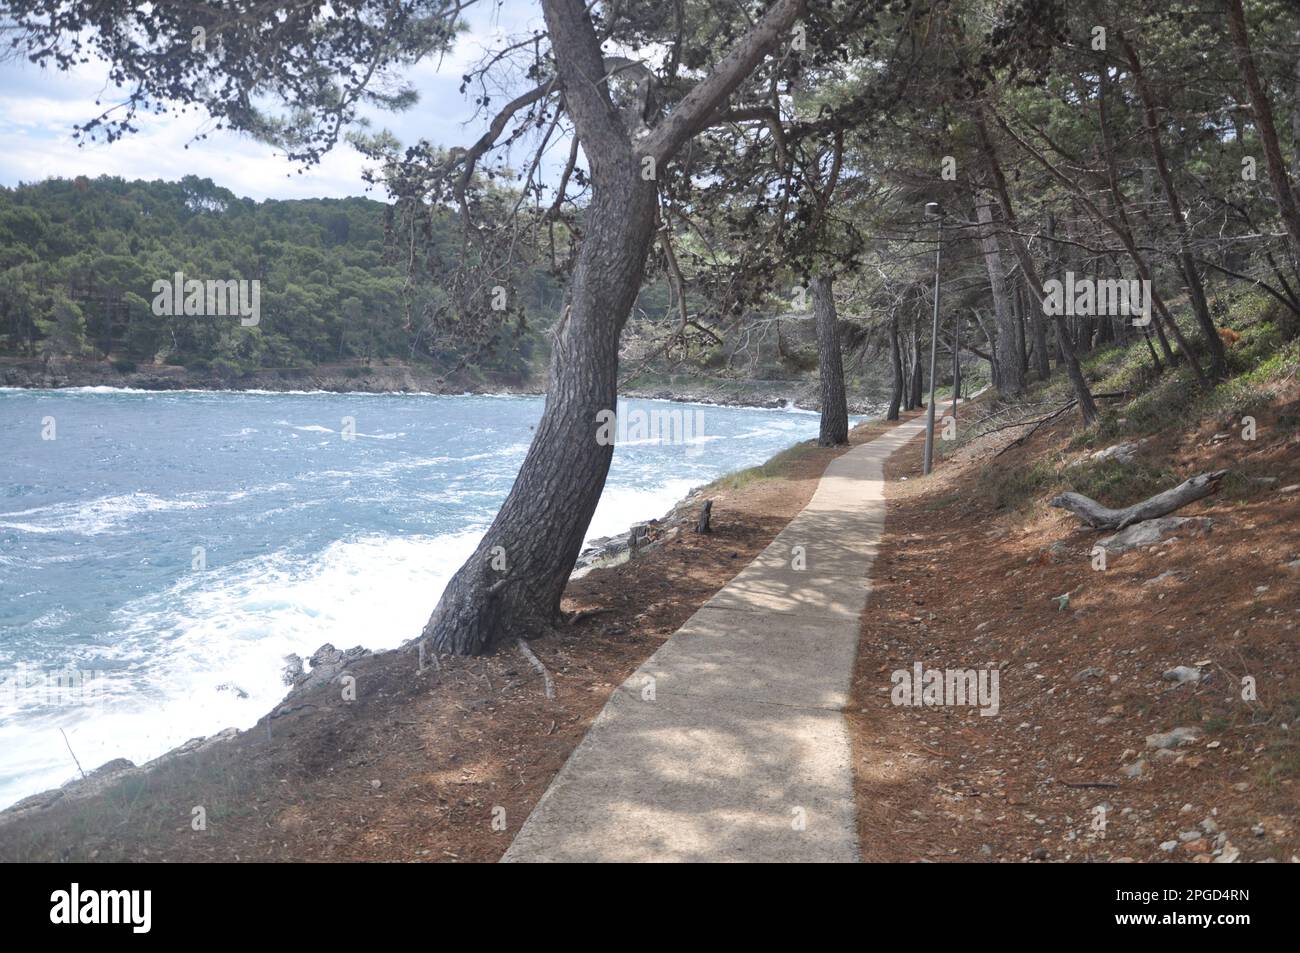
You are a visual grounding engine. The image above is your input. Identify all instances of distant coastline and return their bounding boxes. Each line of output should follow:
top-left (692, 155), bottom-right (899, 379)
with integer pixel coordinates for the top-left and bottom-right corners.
top-left (0, 356), bottom-right (886, 413)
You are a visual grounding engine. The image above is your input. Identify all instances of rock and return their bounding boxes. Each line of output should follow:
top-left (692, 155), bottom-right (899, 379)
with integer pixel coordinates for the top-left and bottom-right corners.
top-left (1251, 824), bottom-right (1266, 837)
top-left (1286, 559), bottom-right (1300, 572)
top-left (979, 844), bottom-right (993, 857)
top-left (1143, 570), bottom-right (1183, 587)
top-left (369, 779), bottom-right (382, 790)
top-left (1162, 666), bottom-right (1203, 685)
top-left (1030, 847), bottom-right (1049, 860)
top-left (1146, 726), bottom-right (1203, 749)
top-left (86, 758), bottom-right (136, 780)
top-left (1069, 442), bottom-right (1142, 469)
top-left (1278, 484), bottom-right (1300, 494)
top-left (1122, 760), bottom-right (1148, 778)
top-left (1200, 818), bottom-right (1219, 834)
top-left (284, 643), bottom-right (368, 700)
top-left (1159, 840), bottom-right (1178, 852)
top-left (1099, 517), bottom-right (1212, 554)
top-left (1040, 541), bottom-right (1070, 563)
top-left (1214, 845), bottom-right (1241, 864)
top-left (1074, 666), bottom-right (1105, 682)
top-left (282, 654), bottom-right (304, 686)
top-left (1182, 838), bottom-right (1209, 853)
top-left (1178, 830), bottom-right (1202, 842)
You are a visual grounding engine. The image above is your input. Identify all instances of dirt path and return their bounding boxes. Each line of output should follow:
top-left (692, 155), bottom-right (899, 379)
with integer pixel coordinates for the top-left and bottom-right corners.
top-left (502, 417), bottom-right (929, 862)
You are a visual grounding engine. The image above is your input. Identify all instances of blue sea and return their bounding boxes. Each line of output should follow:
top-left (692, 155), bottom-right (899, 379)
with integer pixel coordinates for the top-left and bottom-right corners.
top-left (0, 387), bottom-right (847, 808)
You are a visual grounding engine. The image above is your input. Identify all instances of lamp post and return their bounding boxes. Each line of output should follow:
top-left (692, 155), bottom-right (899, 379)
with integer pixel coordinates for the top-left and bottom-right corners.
top-left (922, 201), bottom-right (944, 476)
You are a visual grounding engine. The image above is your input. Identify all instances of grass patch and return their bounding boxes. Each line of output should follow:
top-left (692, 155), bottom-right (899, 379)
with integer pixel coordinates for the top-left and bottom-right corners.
top-left (1060, 457), bottom-right (1172, 508)
top-left (704, 439), bottom-right (821, 491)
top-left (975, 457), bottom-right (1058, 512)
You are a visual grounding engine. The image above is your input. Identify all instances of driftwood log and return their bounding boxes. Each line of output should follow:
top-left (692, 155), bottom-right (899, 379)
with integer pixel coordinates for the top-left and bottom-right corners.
top-left (1050, 470), bottom-right (1229, 530)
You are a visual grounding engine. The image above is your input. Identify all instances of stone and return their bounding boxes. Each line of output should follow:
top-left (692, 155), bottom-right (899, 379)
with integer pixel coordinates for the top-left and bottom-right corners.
top-left (1162, 666), bottom-right (1203, 685)
top-left (1070, 442), bottom-right (1141, 467)
top-left (1146, 726), bottom-right (1202, 750)
top-left (1100, 517), bottom-right (1212, 554)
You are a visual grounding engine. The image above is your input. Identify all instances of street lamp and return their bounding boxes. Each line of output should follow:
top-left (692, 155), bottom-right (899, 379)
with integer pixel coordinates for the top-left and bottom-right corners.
top-left (922, 201), bottom-right (944, 476)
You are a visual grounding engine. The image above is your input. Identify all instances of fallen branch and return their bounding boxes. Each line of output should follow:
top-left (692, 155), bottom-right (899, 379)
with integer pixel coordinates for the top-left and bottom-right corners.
top-left (1058, 780), bottom-right (1120, 790)
top-left (568, 606), bottom-right (617, 625)
top-left (1050, 469), bottom-right (1229, 530)
top-left (516, 639), bottom-right (555, 700)
top-left (60, 728), bottom-right (86, 780)
top-left (992, 401), bottom-right (1077, 456)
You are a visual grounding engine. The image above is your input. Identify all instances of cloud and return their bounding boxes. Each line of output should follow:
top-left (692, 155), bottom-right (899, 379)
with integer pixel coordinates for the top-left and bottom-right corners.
top-left (0, 0), bottom-right (568, 202)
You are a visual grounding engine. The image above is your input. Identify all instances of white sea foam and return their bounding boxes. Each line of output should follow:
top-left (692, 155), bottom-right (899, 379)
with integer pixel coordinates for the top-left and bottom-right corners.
top-left (0, 530), bottom-right (482, 809)
top-left (0, 493), bottom-right (208, 536)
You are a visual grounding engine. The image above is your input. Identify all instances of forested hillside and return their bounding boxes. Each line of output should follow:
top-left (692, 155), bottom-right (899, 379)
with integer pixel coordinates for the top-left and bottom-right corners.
top-left (0, 175), bottom-right (560, 382)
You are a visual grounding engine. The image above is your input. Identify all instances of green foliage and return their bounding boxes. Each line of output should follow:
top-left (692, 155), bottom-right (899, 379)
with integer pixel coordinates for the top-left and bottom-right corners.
top-left (0, 176), bottom-right (561, 380)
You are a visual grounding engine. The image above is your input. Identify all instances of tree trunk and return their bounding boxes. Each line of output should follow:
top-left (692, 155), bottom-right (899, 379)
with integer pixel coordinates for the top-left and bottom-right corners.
top-left (974, 193), bottom-right (1025, 397)
top-left (423, 167), bottom-right (657, 655)
top-left (975, 106), bottom-right (1097, 424)
top-left (972, 307), bottom-right (1000, 389)
top-left (422, 0), bottom-right (803, 655)
top-left (810, 273), bottom-right (849, 445)
top-left (887, 311), bottom-right (903, 420)
top-left (1120, 32), bottom-right (1228, 380)
top-left (909, 326), bottom-right (924, 409)
top-left (1224, 0), bottom-right (1300, 263)
top-left (1032, 218), bottom-right (1053, 381)
top-left (1013, 281), bottom-right (1029, 376)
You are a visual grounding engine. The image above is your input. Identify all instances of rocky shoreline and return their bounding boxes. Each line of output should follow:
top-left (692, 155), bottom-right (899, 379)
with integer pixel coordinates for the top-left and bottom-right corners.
top-left (0, 357), bottom-right (885, 413)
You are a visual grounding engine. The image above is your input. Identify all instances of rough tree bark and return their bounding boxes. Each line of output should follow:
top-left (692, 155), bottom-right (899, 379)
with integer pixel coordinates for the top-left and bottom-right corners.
top-left (422, 0), bottom-right (806, 655)
top-left (810, 274), bottom-right (849, 445)
top-left (1031, 218), bottom-right (1053, 381)
top-left (908, 326), bottom-right (924, 409)
top-left (974, 193), bottom-right (1025, 396)
top-left (887, 311), bottom-right (903, 420)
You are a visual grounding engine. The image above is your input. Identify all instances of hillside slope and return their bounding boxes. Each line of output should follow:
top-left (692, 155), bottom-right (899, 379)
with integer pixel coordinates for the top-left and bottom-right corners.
top-left (850, 292), bottom-right (1299, 862)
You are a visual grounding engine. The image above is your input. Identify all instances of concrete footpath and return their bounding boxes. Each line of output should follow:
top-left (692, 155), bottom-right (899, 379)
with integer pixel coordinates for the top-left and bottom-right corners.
top-left (502, 415), bottom-right (930, 862)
